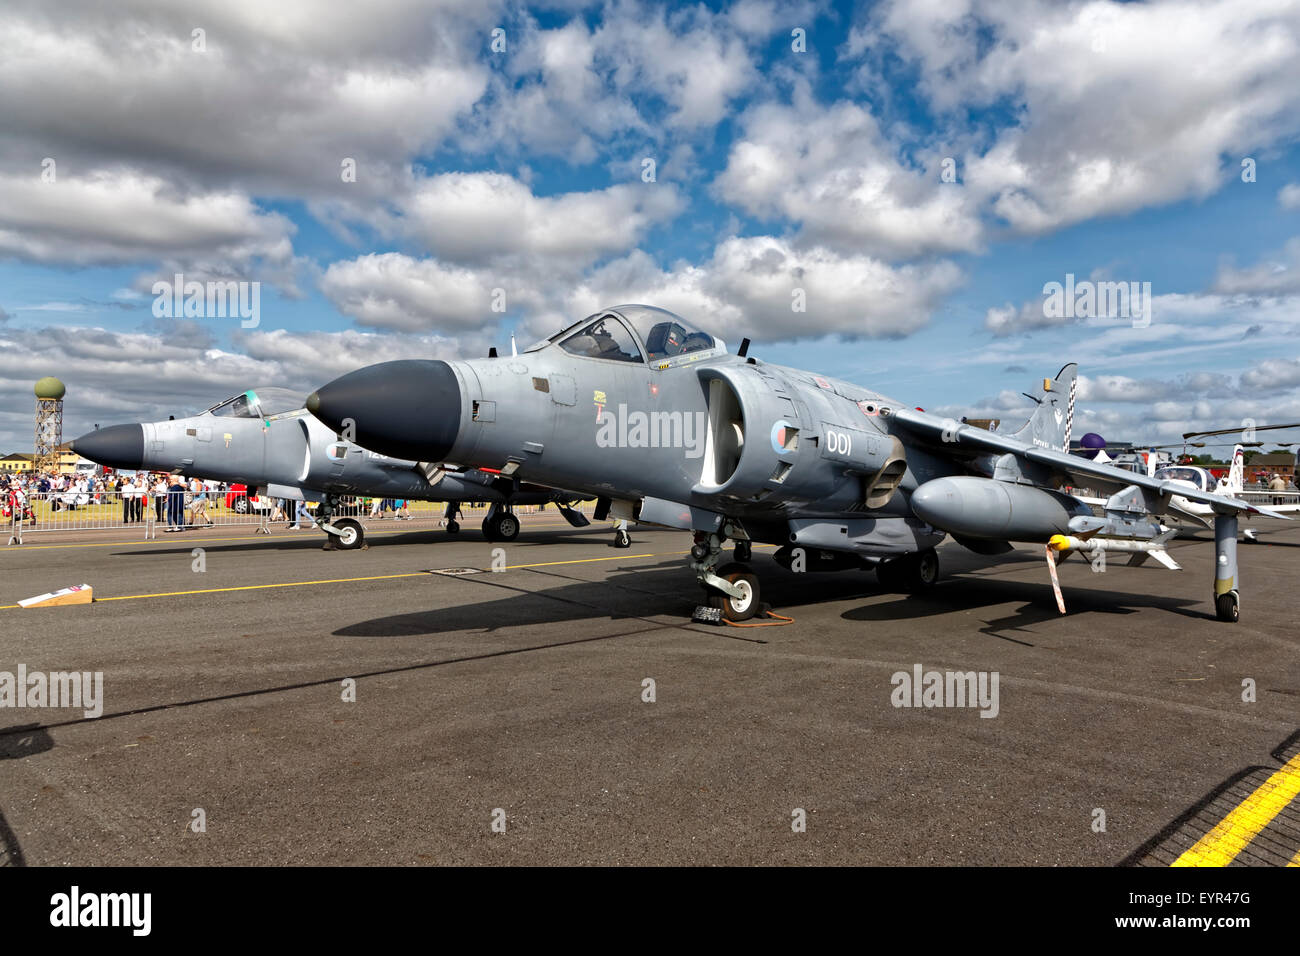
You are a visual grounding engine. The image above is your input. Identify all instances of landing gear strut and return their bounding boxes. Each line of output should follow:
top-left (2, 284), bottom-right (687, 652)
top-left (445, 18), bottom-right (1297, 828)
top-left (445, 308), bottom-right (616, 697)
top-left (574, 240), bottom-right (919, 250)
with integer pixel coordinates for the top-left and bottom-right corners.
top-left (444, 501), bottom-right (461, 534)
top-left (693, 527), bottom-right (759, 622)
top-left (1214, 514), bottom-right (1239, 623)
top-left (612, 519), bottom-right (631, 549)
top-left (875, 547), bottom-right (939, 592)
top-left (318, 495), bottom-right (365, 550)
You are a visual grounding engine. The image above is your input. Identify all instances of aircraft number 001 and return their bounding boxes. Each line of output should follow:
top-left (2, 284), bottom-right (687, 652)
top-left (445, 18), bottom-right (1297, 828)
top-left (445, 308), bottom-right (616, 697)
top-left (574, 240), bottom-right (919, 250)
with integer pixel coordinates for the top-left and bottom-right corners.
top-left (825, 429), bottom-right (853, 456)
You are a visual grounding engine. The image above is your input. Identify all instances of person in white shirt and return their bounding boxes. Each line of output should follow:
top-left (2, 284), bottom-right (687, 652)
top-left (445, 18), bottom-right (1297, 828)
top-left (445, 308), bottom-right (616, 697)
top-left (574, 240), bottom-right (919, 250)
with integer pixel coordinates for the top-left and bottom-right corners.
top-left (121, 476), bottom-right (138, 523)
top-left (152, 475), bottom-right (168, 523)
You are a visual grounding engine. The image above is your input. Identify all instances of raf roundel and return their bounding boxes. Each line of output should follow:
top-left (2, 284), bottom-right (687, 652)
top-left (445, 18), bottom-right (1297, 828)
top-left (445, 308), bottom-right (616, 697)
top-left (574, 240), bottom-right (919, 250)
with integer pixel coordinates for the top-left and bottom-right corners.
top-left (771, 420), bottom-right (796, 456)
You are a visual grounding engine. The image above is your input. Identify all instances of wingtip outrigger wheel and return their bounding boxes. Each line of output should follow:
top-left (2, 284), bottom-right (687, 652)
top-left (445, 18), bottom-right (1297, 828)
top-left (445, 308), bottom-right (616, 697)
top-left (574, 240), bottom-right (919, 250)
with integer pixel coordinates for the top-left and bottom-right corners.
top-left (612, 519), bottom-right (631, 548)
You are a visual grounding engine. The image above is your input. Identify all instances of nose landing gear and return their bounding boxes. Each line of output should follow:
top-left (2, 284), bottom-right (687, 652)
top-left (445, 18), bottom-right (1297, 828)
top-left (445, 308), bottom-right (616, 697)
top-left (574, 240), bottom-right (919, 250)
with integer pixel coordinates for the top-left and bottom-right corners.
top-left (317, 495), bottom-right (365, 550)
top-left (693, 526), bottom-right (760, 622)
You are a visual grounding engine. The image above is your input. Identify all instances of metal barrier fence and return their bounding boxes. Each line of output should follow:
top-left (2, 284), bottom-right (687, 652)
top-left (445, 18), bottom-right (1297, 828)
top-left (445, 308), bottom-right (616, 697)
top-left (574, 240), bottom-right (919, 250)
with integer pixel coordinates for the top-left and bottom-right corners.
top-left (1237, 489), bottom-right (1300, 508)
top-left (5, 491), bottom-right (599, 544)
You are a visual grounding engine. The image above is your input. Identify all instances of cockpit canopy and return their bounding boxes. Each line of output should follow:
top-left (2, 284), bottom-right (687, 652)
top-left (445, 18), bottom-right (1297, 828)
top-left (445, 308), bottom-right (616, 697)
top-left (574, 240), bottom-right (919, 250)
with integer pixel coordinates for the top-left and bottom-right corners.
top-left (1154, 465), bottom-right (1208, 491)
top-left (527, 304), bottom-right (722, 364)
top-left (206, 387), bottom-right (305, 420)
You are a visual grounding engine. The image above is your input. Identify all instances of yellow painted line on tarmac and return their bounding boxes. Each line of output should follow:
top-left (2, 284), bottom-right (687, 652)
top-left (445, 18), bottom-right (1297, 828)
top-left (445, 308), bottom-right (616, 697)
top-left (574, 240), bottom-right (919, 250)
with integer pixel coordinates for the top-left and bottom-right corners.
top-left (7, 572), bottom-right (432, 609)
top-left (507, 552), bottom-right (669, 569)
top-left (503, 543), bottom-right (775, 571)
top-left (1289, 849), bottom-right (1300, 867)
top-left (0, 518), bottom-right (583, 552)
top-left (1, 542), bottom-right (780, 610)
top-left (1171, 752), bottom-right (1300, 867)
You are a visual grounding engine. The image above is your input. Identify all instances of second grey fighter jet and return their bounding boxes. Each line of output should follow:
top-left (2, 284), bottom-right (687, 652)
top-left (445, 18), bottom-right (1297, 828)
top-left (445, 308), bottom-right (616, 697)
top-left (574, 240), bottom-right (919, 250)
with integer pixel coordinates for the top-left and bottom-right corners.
top-left (305, 305), bottom-right (1285, 621)
top-left (70, 387), bottom-right (590, 548)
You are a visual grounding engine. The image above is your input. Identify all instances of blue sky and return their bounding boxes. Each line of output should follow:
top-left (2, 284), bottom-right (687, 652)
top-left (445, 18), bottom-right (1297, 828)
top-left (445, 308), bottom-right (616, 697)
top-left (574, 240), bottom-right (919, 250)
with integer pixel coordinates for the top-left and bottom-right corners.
top-left (2, 0), bottom-right (1299, 457)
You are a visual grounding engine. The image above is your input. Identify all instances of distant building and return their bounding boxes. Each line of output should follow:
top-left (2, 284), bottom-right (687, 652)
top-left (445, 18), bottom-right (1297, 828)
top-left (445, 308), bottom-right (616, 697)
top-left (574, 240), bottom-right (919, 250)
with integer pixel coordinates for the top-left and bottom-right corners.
top-left (0, 452), bottom-right (36, 473)
top-left (1245, 452), bottom-right (1296, 484)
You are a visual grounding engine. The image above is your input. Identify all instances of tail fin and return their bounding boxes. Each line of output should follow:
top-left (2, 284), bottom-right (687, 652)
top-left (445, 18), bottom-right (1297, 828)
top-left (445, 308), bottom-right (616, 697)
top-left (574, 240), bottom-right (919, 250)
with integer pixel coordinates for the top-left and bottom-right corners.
top-left (1007, 363), bottom-right (1077, 452)
top-left (1216, 444), bottom-right (1245, 494)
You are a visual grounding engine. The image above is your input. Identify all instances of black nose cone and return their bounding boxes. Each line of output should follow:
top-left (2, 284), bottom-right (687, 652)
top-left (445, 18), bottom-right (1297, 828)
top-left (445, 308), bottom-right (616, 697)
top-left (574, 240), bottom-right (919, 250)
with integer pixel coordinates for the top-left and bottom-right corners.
top-left (69, 424), bottom-right (145, 469)
top-left (307, 359), bottom-right (462, 462)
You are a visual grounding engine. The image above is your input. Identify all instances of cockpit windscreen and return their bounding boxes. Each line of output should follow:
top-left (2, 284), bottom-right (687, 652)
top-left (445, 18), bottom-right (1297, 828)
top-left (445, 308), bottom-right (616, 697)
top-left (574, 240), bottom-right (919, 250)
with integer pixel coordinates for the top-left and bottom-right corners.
top-left (527, 304), bottom-right (718, 361)
top-left (208, 388), bottom-right (305, 419)
top-left (611, 305), bottom-right (717, 360)
top-left (1155, 466), bottom-right (1206, 491)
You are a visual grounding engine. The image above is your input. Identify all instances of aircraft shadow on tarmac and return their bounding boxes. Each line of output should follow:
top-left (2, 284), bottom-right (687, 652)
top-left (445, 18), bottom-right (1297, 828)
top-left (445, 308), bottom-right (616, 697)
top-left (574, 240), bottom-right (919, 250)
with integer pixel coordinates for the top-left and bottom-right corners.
top-left (0, 723), bottom-right (55, 761)
top-left (331, 553), bottom-right (1201, 641)
top-left (0, 810), bottom-right (23, 867)
top-left (841, 576), bottom-right (1201, 631)
top-left (334, 561), bottom-right (702, 638)
top-left (0, 724), bottom-right (52, 868)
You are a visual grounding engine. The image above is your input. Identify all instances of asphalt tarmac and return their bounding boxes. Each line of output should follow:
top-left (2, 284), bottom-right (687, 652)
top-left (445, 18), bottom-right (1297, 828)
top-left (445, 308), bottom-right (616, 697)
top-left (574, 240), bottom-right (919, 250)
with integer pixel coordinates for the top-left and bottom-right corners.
top-left (1, 513), bottom-right (1297, 866)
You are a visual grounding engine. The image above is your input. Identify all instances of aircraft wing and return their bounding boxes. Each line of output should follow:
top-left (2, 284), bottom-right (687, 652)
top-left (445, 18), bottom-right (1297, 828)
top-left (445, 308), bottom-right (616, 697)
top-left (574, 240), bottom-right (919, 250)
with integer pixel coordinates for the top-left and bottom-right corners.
top-left (889, 407), bottom-right (1291, 520)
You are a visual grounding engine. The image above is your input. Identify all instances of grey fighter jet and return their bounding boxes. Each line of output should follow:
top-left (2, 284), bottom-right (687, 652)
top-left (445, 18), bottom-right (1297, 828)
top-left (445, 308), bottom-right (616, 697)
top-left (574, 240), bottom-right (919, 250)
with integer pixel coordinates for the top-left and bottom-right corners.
top-left (70, 386), bottom-right (590, 549)
top-left (305, 304), bottom-right (1286, 621)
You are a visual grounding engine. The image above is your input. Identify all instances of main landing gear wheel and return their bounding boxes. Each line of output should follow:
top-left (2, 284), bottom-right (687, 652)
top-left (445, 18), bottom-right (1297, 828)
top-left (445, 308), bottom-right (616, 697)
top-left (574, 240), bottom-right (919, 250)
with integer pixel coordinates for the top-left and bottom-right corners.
top-left (483, 512), bottom-right (520, 542)
top-left (446, 520), bottom-right (460, 534)
top-left (734, 540), bottom-right (752, 562)
top-left (1215, 590), bottom-right (1240, 623)
top-left (333, 518), bottom-right (364, 550)
top-left (614, 529), bottom-right (631, 548)
top-left (707, 562), bottom-right (760, 623)
top-left (876, 547), bottom-right (939, 593)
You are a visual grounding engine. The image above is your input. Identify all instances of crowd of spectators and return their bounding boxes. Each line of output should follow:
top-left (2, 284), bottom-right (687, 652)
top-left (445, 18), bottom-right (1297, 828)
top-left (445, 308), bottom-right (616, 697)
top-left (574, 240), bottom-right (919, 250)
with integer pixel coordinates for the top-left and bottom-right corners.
top-left (3, 469), bottom-right (229, 531)
top-left (3, 469), bottom-right (440, 531)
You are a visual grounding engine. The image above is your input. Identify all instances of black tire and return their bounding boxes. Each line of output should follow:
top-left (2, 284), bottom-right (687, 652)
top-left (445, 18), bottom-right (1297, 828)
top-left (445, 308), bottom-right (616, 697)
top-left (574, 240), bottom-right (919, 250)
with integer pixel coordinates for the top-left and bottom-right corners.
top-left (496, 513), bottom-right (520, 542)
top-left (912, 548), bottom-right (940, 589)
top-left (233, 497), bottom-right (249, 514)
top-left (734, 540), bottom-right (752, 562)
top-left (708, 562), bottom-right (759, 622)
top-left (875, 558), bottom-right (904, 590)
top-left (877, 548), bottom-right (939, 593)
top-left (1215, 591), bottom-right (1239, 623)
top-left (614, 529), bottom-right (631, 549)
top-left (333, 519), bottom-right (364, 550)
top-left (446, 520), bottom-right (460, 534)
top-left (482, 513), bottom-right (519, 542)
